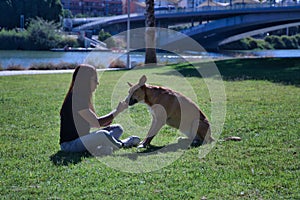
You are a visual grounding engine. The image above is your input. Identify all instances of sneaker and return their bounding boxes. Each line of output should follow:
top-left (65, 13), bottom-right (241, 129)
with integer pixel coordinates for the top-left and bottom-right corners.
top-left (121, 136), bottom-right (141, 148)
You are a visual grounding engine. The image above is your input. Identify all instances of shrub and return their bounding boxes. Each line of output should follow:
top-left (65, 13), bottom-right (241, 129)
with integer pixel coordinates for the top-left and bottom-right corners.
top-left (264, 35), bottom-right (273, 44)
top-left (98, 29), bottom-right (112, 42)
top-left (265, 35), bottom-right (286, 49)
top-left (294, 34), bottom-right (300, 46)
top-left (57, 35), bottom-right (80, 48)
top-left (105, 37), bottom-right (117, 48)
top-left (257, 39), bottom-right (273, 49)
top-left (247, 38), bottom-right (256, 49)
top-left (273, 36), bottom-right (286, 49)
top-left (281, 35), bottom-right (298, 49)
top-left (0, 29), bottom-right (28, 50)
top-left (27, 17), bottom-right (61, 50)
top-left (98, 29), bottom-right (117, 48)
top-left (239, 38), bottom-right (252, 50)
top-left (6, 64), bottom-right (25, 71)
top-left (28, 62), bottom-right (78, 70)
top-left (220, 38), bottom-right (250, 50)
top-left (220, 37), bottom-right (270, 50)
top-left (0, 18), bottom-right (80, 50)
top-left (108, 59), bottom-right (126, 68)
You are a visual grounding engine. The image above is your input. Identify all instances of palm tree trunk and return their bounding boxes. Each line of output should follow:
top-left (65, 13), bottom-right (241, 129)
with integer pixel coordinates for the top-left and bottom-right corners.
top-left (145, 0), bottom-right (157, 64)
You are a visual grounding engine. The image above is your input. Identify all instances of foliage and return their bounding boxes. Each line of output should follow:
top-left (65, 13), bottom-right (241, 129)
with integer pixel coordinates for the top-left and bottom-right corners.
top-left (0, 0), bottom-right (62, 30)
top-left (62, 9), bottom-right (73, 18)
top-left (221, 34), bottom-right (300, 50)
top-left (27, 18), bottom-right (62, 50)
top-left (28, 62), bottom-right (78, 70)
top-left (221, 37), bottom-right (271, 50)
top-left (5, 64), bottom-right (25, 71)
top-left (0, 29), bottom-right (29, 50)
top-left (98, 29), bottom-right (116, 48)
top-left (0, 58), bottom-right (299, 199)
top-left (57, 35), bottom-right (80, 48)
top-left (265, 35), bottom-right (286, 49)
top-left (295, 34), bottom-right (300, 46)
top-left (0, 18), bottom-right (79, 50)
top-left (98, 29), bottom-right (112, 42)
top-left (281, 35), bottom-right (298, 49)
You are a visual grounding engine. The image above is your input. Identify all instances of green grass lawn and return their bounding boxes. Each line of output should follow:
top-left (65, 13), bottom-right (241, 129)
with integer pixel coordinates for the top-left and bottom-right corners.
top-left (0, 58), bottom-right (299, 199)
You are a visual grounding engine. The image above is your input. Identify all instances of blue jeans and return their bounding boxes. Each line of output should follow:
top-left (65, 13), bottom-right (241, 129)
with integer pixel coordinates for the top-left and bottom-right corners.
top-left (60, 124), bottom-right (123, 153)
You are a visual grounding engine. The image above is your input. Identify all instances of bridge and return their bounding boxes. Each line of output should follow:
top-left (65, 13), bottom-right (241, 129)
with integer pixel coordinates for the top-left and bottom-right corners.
top-left (67, 4), bottom-right (300, 51)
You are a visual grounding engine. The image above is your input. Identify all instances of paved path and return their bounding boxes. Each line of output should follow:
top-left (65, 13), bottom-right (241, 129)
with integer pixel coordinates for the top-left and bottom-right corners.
top-left (0, 68), bottom-right (124, 76)
top-left (0, 70), bottom-right (74, 76)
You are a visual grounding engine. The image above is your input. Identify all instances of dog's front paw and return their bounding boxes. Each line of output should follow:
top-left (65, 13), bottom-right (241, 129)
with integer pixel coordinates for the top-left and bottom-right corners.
top-left (137, 143), bottom-right (147, 148)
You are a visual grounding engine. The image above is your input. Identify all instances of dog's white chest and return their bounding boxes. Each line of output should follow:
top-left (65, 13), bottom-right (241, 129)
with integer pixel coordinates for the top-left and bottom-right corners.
top-left (147, 105), bottom-right (154, 115)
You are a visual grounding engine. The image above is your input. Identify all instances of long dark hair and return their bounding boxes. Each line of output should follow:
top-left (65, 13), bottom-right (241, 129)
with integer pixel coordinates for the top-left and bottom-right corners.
top-left (60, 64), bottom-right (97, 115)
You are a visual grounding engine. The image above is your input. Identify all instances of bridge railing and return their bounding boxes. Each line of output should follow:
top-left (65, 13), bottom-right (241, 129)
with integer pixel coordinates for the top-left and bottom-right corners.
top-left (68, 3), bottom-right (300, 31)
top-left (155, 2), bottom-right (300, 14)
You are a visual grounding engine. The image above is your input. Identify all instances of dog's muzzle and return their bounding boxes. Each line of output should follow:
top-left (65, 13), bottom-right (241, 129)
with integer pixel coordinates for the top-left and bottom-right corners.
top-left (128, 98), bottom-right (138, 106)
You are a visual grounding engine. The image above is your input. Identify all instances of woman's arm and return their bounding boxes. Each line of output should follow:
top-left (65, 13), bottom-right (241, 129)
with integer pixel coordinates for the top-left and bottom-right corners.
top-left (78, 101), bottom-right (128, 128)
top-left (78, 108), bottom-right (102, 128)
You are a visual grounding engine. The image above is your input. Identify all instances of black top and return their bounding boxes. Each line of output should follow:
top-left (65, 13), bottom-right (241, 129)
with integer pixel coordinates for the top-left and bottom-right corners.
top-left (60, 92), bottom-right (90, 144)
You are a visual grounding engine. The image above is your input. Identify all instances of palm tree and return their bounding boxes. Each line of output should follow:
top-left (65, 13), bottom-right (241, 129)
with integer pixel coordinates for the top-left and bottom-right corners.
top-left (144, 0), bottom-right (157, 64)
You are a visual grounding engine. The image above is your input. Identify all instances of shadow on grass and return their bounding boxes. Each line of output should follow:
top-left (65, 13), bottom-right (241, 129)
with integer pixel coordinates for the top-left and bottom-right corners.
top-left (49, 141), bottom-right (188, 165)
top-left (50, 139), bottom-right (201, 164)
top-left (49, 151), bottom-right (91, 166)
top-left (115, 138), bottom-right (193, 160)
top-left (139, 138), bottom-right (192, 154)
top-left (161, 58), bottom-right (300, 86)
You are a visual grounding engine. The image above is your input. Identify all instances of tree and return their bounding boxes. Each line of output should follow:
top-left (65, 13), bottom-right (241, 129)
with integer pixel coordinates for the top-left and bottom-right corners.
top-left (0, 0), bottom-right (15, 29)
top-left (98, 29), bottom-right (112, 42)
top-left (144, 0), bottom-right (157, 64)
top-left (27, 17), bottom-right (61, 50)
top-left (0, 0), bottom-right (62, 30)
top-left (98, 29), bottom-right (116, 48)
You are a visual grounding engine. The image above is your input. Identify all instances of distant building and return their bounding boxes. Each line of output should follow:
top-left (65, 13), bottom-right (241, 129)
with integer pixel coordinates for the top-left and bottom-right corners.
top-left (61, 0), bottom-right (123, 16)
top-left (122, 0), bottom-right (192, 14)
top-left (122, 0), bottom-right (145, 14)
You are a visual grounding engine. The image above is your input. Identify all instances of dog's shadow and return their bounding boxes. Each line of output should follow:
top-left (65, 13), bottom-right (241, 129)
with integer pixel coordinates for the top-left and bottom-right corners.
top-left (117, 138), bottom-right (193, 160)
top-left (49, 151), bottom-right (91, 166)
top-left (141, 138), bottom-right (192, 153)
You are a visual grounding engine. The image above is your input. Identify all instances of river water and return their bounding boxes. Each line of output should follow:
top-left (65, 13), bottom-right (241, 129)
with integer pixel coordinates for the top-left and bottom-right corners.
top-left (0, 50), bottom-right (225, 69)
top-left (1, 49), bottom-right (300, 69)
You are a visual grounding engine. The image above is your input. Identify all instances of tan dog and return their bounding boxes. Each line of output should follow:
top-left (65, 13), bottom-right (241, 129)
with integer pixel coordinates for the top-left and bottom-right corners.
top-left (125, 75), bottom-right (214, 148)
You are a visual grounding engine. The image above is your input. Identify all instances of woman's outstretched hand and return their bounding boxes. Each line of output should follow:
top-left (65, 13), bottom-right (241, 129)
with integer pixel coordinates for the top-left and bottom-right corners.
top-left (98, 101), bottom-right (128, 127)
top-left (116, 101), bottom-right (128, 114)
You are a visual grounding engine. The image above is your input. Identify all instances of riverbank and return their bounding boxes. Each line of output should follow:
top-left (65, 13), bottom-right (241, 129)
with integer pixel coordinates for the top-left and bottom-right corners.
top-left (0, 69), bottom-right (75, 76)
top-left (220, 34), bottom-right (300, 50)
top-left (1, 57), bottom-right (300, 87)
top-left (0, 68), bottom-right (125, 76)
top-left (0, 50), bottom-right (227, 70)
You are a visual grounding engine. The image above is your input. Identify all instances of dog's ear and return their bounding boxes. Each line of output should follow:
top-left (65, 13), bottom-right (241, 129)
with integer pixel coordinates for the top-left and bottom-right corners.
top-left (139, 75), bottom-right (147, 86)
top-left (127, 82), bottom-right (133, 87)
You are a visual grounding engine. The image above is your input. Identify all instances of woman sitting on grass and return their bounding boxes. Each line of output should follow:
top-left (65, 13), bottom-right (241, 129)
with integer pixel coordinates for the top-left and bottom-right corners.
top-left (59, 64), bottom-right (140, 155)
